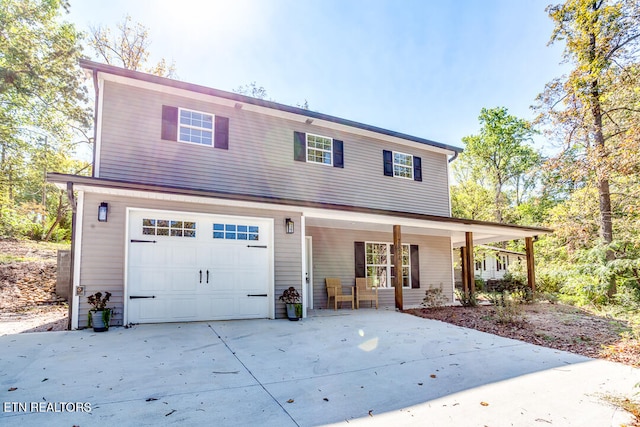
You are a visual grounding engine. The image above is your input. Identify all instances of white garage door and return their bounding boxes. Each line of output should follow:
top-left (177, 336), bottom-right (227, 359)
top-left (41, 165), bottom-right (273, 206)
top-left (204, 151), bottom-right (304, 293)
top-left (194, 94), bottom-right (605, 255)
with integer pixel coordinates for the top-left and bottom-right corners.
top-left (127, 210), bottom-right (272, 323)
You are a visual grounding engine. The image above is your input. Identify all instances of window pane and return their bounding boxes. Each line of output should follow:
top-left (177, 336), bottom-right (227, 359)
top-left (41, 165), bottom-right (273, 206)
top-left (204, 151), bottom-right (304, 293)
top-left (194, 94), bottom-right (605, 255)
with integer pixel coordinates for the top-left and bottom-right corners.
top-left (367, 266), bottom-right (388, 288)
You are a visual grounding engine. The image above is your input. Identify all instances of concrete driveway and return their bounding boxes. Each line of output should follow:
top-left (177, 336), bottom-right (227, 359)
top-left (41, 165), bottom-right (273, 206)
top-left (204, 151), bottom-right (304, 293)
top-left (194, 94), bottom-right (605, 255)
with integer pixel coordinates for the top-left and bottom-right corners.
top-left (0, 309), bottom-right (638, 426)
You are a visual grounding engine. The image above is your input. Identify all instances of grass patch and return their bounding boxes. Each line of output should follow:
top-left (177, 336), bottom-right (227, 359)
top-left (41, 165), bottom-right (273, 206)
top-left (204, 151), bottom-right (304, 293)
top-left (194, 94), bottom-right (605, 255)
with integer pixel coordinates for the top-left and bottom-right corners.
top-left (0, 254), bottom-right (39, 264)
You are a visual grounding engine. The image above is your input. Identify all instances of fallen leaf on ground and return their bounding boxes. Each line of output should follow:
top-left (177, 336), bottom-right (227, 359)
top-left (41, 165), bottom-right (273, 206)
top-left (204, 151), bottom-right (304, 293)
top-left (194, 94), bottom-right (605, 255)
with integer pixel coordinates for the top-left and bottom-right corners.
top-left (287, 399), bottom-right (294, 403)
top-left (8, 387), bottom-right (17, 391)
top-left (430, 374), bottom-right (437, 378)
top-left (146, 398), bottom-right (158, 402)
top-left (480, 401), bottom-right (489, 406)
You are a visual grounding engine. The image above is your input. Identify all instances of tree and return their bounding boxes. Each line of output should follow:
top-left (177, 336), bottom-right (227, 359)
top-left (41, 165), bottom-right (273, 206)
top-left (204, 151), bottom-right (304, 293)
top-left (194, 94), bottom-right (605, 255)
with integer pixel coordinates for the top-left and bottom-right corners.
top-left (233, 82), bottom-right (310, 109)
top-left (536, 0), bottom-right (640, 296)
top-left (233, 82), bottom-right (269, 100)
top-left (455, 107), bottom-right (540, 223)
top-left (88, 15), bottom-right (177, 77)
top-left (0, 0), bottom-right (91, 239)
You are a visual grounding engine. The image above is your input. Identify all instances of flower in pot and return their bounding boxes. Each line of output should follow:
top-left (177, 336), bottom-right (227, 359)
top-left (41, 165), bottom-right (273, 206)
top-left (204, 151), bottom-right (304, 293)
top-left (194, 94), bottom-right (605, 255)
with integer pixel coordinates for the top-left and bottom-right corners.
top-left (279, 287), bottom-right (302, 321)
top-left (87, 291), bottom-right (113, 332)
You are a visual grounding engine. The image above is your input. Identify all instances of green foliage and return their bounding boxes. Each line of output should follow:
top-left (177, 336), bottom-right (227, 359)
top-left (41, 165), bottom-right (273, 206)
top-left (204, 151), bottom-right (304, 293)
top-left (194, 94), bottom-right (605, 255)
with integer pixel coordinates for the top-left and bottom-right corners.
top-left (0, 0), bottom-right (90, 241)
top-left (490, 291), bottom-right (524, 324)
top-left (454, 106), bottom-right (541, 223)
top-left (455, 289), bottom-right (478, 307)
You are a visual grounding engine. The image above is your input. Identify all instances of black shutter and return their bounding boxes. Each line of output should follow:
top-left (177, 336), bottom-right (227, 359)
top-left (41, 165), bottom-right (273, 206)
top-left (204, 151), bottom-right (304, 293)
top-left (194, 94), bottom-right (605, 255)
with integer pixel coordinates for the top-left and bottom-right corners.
top-left (294, 131), bottom-right (306, 162)
top-left (383, 150), bottom-right (393, 176)
top-left (354, 241), bottom-right (365, 277)
top-left (161, 106), bottom-right (178, 141)
top-left (410, 245), bottom-right (420, 288)
top-left (214, 116), bottom-right (229, 149)
top-left (413, 156), bottom-right (422, 181)
top-left (333, 139), bottom-right (344, 168)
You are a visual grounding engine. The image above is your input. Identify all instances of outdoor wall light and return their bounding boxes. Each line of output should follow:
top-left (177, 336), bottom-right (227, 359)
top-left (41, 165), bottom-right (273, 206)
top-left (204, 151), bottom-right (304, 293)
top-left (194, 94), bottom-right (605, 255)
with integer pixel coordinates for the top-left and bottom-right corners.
top-left (98, 202), bottom-right (108, 222)
top-left (285, 218), bottom-right (294, 234)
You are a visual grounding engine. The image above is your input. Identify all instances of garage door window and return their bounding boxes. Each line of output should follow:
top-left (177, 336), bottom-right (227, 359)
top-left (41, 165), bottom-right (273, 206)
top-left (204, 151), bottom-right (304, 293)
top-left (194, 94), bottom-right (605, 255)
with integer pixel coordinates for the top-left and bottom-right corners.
top-left (142, 218), bottom-right (196, 237)
top-left (213, 223), bottom-right (259, 240)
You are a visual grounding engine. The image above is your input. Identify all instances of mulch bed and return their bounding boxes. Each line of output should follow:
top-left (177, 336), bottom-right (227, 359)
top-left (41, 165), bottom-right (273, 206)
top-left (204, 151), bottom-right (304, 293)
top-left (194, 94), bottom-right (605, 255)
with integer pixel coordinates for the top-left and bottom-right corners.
top-left (405, 303), bottom-right (639, 367)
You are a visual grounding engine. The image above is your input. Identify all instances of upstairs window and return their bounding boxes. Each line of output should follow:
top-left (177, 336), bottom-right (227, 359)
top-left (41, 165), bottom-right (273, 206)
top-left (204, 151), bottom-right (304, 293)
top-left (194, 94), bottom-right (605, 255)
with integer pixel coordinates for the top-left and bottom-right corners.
top-left (293, 131), bottom-right (344, 168)
top-left (179, 108), bottom-right (213, 146)
top-left (383, 150), bottom-right (422, 181)
top-left (306, 134), bottom-right (333, 165)
top-left (161, 105), bottom-right (229, 149)
top-left (393, 152), bottom-right (413, 179)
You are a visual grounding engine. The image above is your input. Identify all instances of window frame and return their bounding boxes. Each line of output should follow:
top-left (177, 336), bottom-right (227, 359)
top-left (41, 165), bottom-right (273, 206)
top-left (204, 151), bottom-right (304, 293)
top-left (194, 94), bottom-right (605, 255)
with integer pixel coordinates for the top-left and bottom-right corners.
top-left (392, 151), bottom-right (414, 179)
top-left (365, 241), bottom-right (411, 289)
top-left (306, 133), bottom-right (334, 166)
top-left (177, 107), bottom-right (215, 147)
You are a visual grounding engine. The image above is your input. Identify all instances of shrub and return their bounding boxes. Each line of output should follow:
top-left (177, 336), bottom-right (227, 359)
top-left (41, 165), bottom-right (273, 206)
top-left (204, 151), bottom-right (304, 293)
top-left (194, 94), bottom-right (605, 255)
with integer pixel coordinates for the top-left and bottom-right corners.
top-left (422, 285), bottom-right (448, 308)
top-left (492, 291), bottom-right (524, 324)
top-left (455, 289), bottom-right (477, 307)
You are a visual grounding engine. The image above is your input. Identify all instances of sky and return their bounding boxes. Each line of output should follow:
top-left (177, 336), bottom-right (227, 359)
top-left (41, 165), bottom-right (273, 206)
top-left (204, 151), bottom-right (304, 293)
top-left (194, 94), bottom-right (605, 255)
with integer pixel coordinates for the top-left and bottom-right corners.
top-left (65, 0), bottom-right (569, 152)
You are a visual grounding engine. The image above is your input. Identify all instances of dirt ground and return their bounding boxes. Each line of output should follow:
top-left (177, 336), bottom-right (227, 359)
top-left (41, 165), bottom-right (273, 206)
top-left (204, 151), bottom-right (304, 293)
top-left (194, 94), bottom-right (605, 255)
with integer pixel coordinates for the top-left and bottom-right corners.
top-left (0, 239), bottom-right (68, 336)
top-left (406, 303), bottom-right (640, 367)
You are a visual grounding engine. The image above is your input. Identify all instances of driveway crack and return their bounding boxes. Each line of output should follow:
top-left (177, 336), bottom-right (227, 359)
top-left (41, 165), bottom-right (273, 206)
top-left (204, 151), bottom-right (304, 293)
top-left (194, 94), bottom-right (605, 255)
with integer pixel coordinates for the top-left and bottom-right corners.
top-left (207, 324), bottom-right (299, 427)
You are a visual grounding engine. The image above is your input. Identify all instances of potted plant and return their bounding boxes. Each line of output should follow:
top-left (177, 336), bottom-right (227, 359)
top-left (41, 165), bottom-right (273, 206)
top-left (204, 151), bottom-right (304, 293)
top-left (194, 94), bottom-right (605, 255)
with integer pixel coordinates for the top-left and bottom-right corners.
top-left (87, 291), bottom-right (113, 332)
top-left (279, 287), bottom-right (302, 321)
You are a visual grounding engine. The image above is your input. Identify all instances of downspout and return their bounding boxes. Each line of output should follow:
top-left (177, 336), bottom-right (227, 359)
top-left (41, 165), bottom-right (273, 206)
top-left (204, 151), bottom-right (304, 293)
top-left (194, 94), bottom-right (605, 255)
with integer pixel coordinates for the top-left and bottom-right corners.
top-left (66, 182), bottom-right (76, 330)
top-left (448, 151), bottom-right (459, 163)
top-left (91, 69), bottom-right (99, 178)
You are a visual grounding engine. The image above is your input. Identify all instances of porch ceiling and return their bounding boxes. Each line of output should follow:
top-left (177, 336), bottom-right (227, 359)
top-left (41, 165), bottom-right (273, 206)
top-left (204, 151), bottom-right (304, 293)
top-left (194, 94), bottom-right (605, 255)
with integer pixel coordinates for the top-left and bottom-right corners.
top-left (303, 210), bottom-right (550, 247)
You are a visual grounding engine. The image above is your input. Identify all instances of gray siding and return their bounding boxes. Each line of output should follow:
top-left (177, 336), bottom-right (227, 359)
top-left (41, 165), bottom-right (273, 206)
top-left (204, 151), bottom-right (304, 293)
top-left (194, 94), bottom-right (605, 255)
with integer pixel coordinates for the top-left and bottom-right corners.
top-left (78, 192), bottom-right (302, 327)
top-left (306, 227), bottom-right (453, 310)
top-left (98, 81), bottom-right (451, 216)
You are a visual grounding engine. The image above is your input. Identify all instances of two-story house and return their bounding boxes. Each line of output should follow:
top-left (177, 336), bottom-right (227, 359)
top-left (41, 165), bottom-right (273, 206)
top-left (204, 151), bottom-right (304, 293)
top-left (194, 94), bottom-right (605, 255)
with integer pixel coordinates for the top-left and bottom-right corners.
top-left (49, 60), bottom-right (550, 329)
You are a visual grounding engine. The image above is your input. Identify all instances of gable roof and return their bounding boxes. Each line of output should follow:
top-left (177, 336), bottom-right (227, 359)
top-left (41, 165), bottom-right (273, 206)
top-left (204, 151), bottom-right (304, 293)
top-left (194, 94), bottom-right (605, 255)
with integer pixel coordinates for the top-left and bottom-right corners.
top-left (79, 59), bottom-right (462, 155)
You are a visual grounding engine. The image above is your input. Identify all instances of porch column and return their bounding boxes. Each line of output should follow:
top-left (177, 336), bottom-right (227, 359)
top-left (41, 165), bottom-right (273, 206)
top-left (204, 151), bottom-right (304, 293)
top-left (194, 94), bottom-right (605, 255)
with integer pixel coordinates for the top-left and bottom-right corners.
top-left (393, 225), bottom-right (403, 310)
top-left (525, 236), bottom-right (536, 292)
top-left (460, 246), bottom-right (469, 298)
top-left (465, 232), bottom-right (475, 295)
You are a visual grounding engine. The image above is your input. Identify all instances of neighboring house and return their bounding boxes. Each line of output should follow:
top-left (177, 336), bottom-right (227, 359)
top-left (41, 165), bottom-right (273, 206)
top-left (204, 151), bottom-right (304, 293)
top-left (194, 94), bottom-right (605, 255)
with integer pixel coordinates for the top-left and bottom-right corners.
top-left (49, 60), bottom-right (550, 329)
top-left (454, 245), bottom-right (525, 284)
top-left (474, 246), bottom-right (525, 281)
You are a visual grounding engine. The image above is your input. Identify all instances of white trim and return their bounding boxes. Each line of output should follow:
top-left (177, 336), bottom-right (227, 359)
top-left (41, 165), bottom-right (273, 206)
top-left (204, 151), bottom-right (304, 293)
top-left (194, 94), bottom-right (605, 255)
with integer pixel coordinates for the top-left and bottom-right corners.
top-left (123, 207), bottom-right (131, 326)
top-left (177, 107), bottom-right (215, 147)
top-left (124, 207), bottom-right (275, 322)
top-left (96, 72), bottom-right (456, 156)
top-left (305, 133), bottom-right (333, 166)
top-left (301, 216), bottom-right (307, 317)
top-left (71, 191), bottom-right (85, 329)
top-left (94, 79), bottom-right (105, 177)
top-left (392, 151), bottom-right (414, 180)
top-left (305, 235), bottom-right (313, 310)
